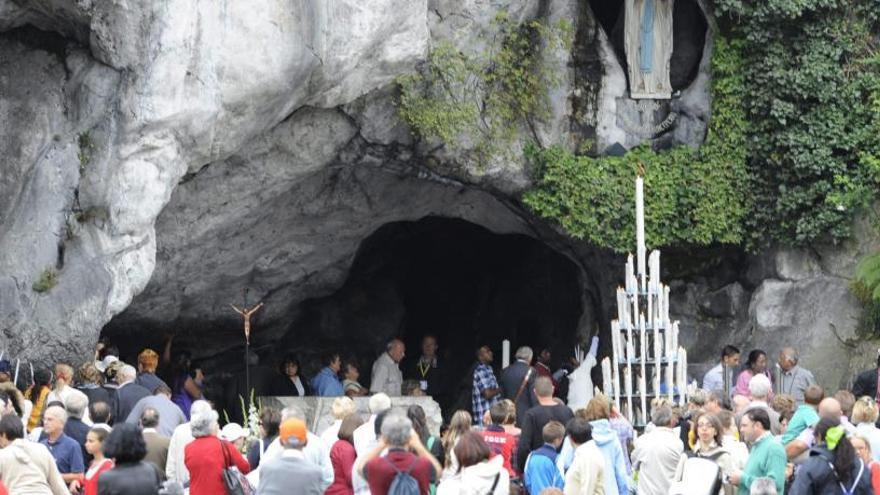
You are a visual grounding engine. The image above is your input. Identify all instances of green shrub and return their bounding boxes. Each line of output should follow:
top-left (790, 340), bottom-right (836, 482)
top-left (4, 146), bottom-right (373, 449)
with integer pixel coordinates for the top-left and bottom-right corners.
top-left (522, 38), bottom-right (750, 251)
top-left (33, 268), bottom-right (58, 293)
top-left (397, 12), bottom-right (572, 165)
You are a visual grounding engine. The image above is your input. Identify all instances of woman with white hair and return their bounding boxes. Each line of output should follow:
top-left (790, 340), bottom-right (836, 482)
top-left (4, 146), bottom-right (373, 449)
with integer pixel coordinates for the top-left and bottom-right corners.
top-left (320, 396), bottom-right (357, 448)
top-left (184, 409), bottom-right (250, 495)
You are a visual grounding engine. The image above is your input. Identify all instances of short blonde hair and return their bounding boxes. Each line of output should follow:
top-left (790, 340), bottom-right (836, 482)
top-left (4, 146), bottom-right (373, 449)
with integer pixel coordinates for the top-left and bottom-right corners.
top-left (331, 396), bottom-right (356, 420)
top-left (138, 349), bottom-right (159, 373)
top-left (852, 396), bottom-right (879, 424)
top-left (582, 394), bottom-right (611, 421)
top-left (78, 363), bottom-right (104, 385)
top-left (54, 363), bottom-right (74, 382)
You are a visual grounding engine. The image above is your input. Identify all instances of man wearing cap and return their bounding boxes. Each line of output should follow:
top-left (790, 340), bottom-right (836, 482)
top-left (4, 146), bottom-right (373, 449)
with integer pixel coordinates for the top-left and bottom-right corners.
top-left (258, 418), bottom-right (324, 495)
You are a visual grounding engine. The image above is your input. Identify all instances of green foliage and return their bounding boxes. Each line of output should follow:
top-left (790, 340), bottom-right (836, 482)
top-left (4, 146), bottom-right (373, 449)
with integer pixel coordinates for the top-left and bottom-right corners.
top-left (32, 268), bottom-right (58, 293)
top-left (856, 252), bottom-right (880, 302)
top-left (397, 12), bottom-right (572, 164)
top-left (714, 0), bottom-right (880, 246)
top-left (854, 252), bottom-right (880, 334)
top-left (522, 38), bottom-right (750, 251)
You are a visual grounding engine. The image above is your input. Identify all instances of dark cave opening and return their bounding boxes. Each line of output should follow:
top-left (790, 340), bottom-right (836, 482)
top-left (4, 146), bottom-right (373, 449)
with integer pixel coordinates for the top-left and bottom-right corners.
top-left (587, 0), bottom-right (708, 92)
top-left (101, 216), bottom-right (586, 418)
top-left (274, 216), bottom-right (585, 411)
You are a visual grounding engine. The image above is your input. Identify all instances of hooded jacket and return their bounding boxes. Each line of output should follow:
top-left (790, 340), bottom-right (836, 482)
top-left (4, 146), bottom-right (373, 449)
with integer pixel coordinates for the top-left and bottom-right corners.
top-left (589, 419), bottom-right (629, 495)
top-left (790, 444), bottom-right (873, 495)
top-left (437, 455), bottom-right (510, 495)
top-left (0, 439), bottom-right (68, 495)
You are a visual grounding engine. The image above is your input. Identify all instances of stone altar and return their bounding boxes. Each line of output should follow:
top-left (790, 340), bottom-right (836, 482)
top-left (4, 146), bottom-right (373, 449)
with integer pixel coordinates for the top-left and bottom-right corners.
top-left (259, 396), bottom-right (443, 437)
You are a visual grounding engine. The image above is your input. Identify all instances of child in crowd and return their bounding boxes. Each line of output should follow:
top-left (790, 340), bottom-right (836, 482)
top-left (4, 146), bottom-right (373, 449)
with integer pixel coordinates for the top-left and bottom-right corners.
top-left (523, 421), bottom-right (565, 495)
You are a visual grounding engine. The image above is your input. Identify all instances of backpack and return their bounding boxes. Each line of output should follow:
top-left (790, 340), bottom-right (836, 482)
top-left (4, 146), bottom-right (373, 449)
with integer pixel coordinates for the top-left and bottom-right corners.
top-left (385, 457), bottom-right (421, 495)
top-left (828, 459), bottom-right (865, 495)
top-left (668, 451), bottom-right (725, 495)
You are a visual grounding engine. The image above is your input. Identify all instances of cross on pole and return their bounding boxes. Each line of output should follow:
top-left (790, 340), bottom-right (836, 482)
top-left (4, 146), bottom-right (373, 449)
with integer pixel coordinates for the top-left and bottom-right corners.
top-left (231, 298), bottom-right (263, 397)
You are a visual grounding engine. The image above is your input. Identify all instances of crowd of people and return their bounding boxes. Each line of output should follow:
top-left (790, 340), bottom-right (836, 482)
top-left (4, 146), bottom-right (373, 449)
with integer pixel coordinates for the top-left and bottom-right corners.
top-left (1, 335), bottom-right (879, 494)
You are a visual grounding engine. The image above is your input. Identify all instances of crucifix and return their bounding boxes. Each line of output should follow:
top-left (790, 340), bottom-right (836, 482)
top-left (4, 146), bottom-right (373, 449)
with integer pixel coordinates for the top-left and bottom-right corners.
top-left (231, 295), bottom-right (263, 396)
top-left (230, 302), bottom-right (264, 345)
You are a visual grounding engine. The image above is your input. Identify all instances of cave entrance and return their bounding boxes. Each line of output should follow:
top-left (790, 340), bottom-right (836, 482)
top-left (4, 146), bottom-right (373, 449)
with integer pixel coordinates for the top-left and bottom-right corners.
top-left (277, 216), bottom-right (584, 412)
top-left (99, 215), bottom-right (585, 418)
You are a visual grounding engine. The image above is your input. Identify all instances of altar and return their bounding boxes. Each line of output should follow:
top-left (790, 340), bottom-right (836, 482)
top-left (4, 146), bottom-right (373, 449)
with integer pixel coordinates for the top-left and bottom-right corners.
top-left (259, 395), bottom-right (444, 436)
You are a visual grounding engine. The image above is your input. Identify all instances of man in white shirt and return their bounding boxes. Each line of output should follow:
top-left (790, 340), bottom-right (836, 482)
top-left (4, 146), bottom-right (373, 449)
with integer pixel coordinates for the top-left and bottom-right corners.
top-left (351, 393), bottom-right (392, 495)
top-left (353, 393), bottom-right (392, 457)
top-left (745, 374), bottom-right (781, 435)
top-left (563, 417), bottom-right (605, 495)
top-left (370, 339), bottom-right (405, 396)
top-left (166, 400), bottom-right (212, 489)
top-left (701, 345), bottom-right (740, 395)
top-left (631, 404), bottom-right (684, 495)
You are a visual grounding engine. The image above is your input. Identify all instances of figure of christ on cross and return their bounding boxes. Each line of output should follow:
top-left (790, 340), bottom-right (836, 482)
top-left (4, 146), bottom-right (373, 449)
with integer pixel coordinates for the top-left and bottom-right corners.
top-left (230, 302), bottom-right (263, 344)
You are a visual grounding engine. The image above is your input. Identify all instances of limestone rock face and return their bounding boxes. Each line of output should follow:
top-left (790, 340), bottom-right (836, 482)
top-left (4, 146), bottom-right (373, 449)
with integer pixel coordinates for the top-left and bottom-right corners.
top-left (0, 1), bottom-right (430, 364)
top-left (0, 0), bottom-right (875, 399)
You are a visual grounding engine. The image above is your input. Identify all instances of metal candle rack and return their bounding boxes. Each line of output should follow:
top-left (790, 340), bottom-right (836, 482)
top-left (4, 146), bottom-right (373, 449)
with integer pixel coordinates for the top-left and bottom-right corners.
top-left (600, 176), bottom-right (689, 427)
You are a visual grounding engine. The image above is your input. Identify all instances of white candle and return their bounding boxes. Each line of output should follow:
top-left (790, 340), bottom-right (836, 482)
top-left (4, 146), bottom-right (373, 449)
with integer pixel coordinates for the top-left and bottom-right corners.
top-left (613, 333), bottom-right (621, 410)
top-left (653, 322), bottom-right (661, 395)
top-left (625, 367), bottom-right (633, 423)
top-left (681, 348), bottom-right (688, 405)
top-left (626, 255), bottom-right (635, 294)
top-left (502, 340), bottom-right (510, 369)
top-left (602, 358), bottom-right (613, 396)
top-left (636, 176), bottom-right (646, 290)
top-left (664, 285), bottom-right (671, 326)
top-left (672, 322), bottom-right (679, 359)
top-left (611, 320), bottom-right (621, 408)
top-left (666, 333), bottom-right (674, 401)
top-left (639, 315), bottom-right (647, 425)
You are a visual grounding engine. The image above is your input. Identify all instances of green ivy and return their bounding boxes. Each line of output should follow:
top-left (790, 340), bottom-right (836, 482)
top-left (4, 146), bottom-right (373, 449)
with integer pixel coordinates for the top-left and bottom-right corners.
top-left (397, 12), bottom-right (572, 164)
top-left (714, 0), bottom-right (880, 247)
top-left (32, 268), bottom-right (58, 293)
top-left (522, 38), bottom-right (750, 251)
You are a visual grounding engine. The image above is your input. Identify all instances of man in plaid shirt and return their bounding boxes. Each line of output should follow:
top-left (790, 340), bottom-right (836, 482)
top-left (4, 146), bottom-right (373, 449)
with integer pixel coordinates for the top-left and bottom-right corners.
top-left (472, 345), bottom-right (502, 426)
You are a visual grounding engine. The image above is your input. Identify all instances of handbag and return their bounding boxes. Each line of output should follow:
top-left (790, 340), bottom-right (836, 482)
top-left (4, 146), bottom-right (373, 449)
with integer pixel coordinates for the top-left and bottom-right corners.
top-left (220, 438), bottom-right (254, 495)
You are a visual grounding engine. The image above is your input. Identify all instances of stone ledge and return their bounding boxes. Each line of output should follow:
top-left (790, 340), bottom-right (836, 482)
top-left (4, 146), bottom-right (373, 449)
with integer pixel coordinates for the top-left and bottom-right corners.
top-left (259, 395), bottom-right (443, 437)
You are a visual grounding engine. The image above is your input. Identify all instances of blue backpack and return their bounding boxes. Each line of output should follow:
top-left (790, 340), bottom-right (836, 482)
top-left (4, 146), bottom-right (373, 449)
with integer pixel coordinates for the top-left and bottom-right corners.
top-left (385, 457), bottom-right (421, 495)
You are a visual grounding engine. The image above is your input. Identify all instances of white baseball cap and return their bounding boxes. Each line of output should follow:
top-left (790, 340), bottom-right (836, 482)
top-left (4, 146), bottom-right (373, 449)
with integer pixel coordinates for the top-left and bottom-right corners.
top-left (95, 355), bottom-right (119, 373)
top-left (220, 423), bottom-right (246, 442)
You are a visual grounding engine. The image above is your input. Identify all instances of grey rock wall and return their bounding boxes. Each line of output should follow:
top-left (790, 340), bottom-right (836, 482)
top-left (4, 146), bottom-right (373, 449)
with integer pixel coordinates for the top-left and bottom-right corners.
top-left (0, 0), bottom-right (875, 396)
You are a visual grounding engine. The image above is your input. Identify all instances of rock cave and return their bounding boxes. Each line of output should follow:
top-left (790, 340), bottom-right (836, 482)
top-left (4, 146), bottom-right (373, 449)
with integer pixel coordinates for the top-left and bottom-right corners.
top-left (1, 0), bottom-right (879, 415)
top-left (102, 214), bottom-right (589, 415)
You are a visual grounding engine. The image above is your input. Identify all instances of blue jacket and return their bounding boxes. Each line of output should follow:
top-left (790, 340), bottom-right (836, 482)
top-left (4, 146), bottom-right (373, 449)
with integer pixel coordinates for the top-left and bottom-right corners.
top-left (524, 443), bottom-right (563, 494)
top-left (311, 367), bottom-right (344, 396)
top-left (589, 419), bottom-right (630, 495)
top-left (790, 445), bottom-right (873, 495)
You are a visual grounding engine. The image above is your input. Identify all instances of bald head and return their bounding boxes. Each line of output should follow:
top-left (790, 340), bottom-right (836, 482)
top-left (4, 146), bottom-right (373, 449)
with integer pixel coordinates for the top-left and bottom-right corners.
top-left (818, 398), bottom-right (842, 420)
top-left (778, 347), bottom-right (799, 371)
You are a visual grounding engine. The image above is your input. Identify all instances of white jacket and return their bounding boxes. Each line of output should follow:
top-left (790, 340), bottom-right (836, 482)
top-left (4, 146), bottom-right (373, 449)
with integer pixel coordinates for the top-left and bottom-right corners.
top-left (564, 441), bottom-right (605, 495)
top-left (437, 455), bottom-right (509, 495)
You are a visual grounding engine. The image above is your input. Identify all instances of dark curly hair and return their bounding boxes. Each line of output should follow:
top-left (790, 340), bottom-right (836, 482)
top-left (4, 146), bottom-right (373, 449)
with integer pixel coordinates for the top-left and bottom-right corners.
top-left (103, 423), bottom-right (147, 464)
